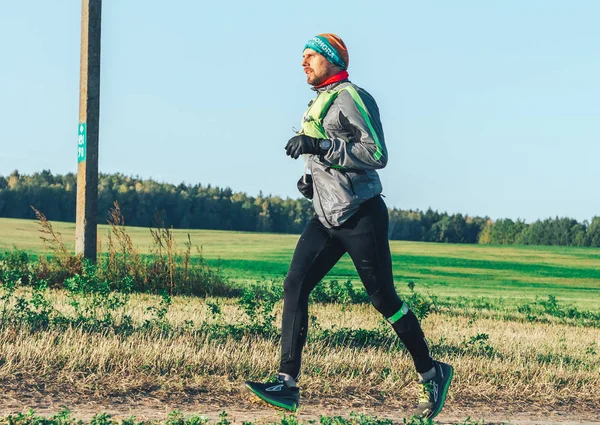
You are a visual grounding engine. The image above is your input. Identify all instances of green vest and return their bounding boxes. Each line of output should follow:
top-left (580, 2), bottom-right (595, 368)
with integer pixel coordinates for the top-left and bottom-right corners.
top-left (300, 85), bottom-right (384, 162)
top-left (301, 87), bottom-right (346, 139)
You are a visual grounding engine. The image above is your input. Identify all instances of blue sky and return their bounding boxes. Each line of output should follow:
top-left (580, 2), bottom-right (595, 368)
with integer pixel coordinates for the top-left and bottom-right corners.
top-left (1, 1), bottom-right (599, 222)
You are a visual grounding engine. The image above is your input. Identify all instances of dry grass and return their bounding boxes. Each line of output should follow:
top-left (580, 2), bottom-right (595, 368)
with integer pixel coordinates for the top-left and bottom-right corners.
top-left (0, 290), bottom-right (598, 415)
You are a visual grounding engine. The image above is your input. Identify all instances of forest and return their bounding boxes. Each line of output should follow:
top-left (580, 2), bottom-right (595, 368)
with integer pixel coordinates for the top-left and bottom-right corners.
top-left (1, 170), bottom-right (599, 246)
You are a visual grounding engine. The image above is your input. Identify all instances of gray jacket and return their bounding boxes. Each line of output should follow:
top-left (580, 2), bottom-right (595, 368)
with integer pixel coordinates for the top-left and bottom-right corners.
top-left (308, 80), bottom-right (388, 227)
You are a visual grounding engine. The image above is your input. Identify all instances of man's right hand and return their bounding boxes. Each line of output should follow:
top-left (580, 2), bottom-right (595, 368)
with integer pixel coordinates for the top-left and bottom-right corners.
top-left (285, 135), bottom-right (322, 159)
top-left (297, 174), bottom-right (314, 199)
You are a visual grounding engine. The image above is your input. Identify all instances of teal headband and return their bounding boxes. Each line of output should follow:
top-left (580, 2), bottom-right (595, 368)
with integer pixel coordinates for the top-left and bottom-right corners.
top-left (304, 36), bottom-right (347, 70)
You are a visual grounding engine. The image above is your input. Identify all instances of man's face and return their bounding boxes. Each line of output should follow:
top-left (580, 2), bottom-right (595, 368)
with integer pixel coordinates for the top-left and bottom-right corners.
top-left (302, 48), bottom-right (338, 86)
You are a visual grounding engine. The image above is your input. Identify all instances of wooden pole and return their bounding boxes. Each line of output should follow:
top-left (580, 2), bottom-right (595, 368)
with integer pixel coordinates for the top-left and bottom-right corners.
top-left (75, 0), bottom-right (102, 261)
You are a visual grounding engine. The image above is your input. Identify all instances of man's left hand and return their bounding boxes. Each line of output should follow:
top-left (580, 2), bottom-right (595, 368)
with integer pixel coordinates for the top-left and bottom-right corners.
top-left (285, 135), bottom-right (321, 159)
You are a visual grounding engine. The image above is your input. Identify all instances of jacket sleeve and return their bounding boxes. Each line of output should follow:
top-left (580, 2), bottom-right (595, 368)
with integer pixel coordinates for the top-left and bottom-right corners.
top-left (319, 89), bottom-right (388, 170)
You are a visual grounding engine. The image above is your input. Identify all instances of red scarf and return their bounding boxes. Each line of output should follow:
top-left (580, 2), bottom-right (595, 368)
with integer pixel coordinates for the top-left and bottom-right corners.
top-left (314, 70), bottom-right (349, 88)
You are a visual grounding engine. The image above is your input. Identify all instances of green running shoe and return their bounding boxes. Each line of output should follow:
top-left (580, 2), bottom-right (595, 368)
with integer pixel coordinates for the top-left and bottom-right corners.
top-left (415, 361), bottom-right (454, 419)
top-left (245, 375), bottom-right (299, 412)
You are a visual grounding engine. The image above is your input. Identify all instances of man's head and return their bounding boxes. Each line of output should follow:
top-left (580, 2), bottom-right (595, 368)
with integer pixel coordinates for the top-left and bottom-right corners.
top-left (302, 34), bottom-right (349, 86)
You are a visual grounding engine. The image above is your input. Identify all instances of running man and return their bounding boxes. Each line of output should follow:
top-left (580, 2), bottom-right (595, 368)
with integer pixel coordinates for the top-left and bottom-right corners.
top-left (245, 33), bottom-right (453, 419)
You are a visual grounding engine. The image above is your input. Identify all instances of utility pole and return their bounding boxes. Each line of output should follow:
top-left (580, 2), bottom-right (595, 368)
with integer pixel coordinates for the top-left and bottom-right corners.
top-left (76, 0), bottom-right (102, 261)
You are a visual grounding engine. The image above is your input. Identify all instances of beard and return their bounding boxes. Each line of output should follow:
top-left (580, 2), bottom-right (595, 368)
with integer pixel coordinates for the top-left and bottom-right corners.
top-left (306, 72), bottom-right (326, 86)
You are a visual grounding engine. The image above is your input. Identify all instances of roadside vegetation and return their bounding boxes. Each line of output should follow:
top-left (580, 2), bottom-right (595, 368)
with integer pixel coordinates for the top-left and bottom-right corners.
top-left (0, 409), bottom-right (493, 425)
top-left (0, 207), bottom-right (599, 416)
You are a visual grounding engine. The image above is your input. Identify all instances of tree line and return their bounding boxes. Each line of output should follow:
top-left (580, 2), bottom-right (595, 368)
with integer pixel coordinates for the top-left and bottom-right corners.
top-left (1, 170), bottom-right (599, 247)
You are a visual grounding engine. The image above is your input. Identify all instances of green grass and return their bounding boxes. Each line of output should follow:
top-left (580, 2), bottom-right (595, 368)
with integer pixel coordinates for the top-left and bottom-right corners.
top-left (2, 217), bottom-right (600, 311)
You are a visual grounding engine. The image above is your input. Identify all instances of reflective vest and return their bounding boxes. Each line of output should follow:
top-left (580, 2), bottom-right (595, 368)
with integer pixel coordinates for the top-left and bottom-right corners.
top-left (300, 85), bottom-right (384, 162)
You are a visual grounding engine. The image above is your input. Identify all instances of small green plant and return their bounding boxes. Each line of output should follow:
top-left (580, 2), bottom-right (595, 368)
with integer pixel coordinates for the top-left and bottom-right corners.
top-left (143, 291), bottom-right (173, 333)
top-left (205, 299), bottom-right (222, 317)
top-left (90, 413), bottom-right (113, 425)
top-left (0, 248), bottom-right (31, 286)
top-left (0, 271), bottom-right (55, 331)
top-left (237, 282), bottom-right (282, 337)
top-left (215, 412), bottom-right (229, 425)
top-left (165, 410), bottom-right (211, 425)
top-left (311, 280), bottom-right (369, 304)
top-left (63, 260), bottom-right (134, 333)
top-left (315, 319), bottom-right (397, 350)
top-left (403, 415), bottom-right (436, 425)
top-left (319, 412), bottom-right (394, 425)
top-left (404, 282), bottom-right (436, 320)
top-left (461, 333), bottom-right (498, 358)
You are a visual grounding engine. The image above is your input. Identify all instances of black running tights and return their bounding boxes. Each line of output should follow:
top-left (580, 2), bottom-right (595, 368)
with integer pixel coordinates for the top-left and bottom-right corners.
top-left (279, 195), bottom-right (434, 379)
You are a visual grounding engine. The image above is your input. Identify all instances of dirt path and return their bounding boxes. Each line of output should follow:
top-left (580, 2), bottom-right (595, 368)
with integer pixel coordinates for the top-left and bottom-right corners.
top-left (0, 395), bottom-right (597, 425)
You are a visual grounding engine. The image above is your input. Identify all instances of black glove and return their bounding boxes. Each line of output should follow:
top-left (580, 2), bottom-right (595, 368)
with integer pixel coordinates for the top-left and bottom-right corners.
top-left (285, 135), bottom-right (321, 159)
top-left (297, 174), bottom-right (314, 199)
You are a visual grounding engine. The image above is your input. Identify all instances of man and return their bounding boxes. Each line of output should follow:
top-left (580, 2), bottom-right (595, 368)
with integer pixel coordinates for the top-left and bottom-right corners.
top-left (245, 34), bottom-right (453, 419)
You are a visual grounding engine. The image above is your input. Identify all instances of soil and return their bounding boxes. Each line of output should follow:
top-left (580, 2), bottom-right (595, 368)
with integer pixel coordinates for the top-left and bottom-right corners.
top-left (0, 393), bottom-right (597, 425)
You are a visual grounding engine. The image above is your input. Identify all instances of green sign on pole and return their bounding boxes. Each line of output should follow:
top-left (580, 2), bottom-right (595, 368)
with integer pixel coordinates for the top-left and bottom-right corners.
top-left (78, 122), bottom-right (87, 162)
top-left (77, 123), bottom-right (87, 162)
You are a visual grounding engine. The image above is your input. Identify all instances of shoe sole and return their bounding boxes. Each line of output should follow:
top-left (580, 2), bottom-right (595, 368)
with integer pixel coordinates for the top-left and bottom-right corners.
top-left (244, 382), bottom-right (298, 412)
top-left (427, 364), bottom-right (454, 420)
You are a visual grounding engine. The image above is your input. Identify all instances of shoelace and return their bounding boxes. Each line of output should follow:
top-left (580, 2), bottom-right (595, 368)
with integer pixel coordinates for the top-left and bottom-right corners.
top-left (419, 380), bottom-right (435, 403)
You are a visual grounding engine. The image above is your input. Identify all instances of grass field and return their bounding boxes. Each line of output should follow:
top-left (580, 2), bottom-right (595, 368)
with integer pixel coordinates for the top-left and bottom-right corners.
top-left (2, 217), bottom-right (599, 311)
top-left (1, 216), bottom-right (600, 421)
